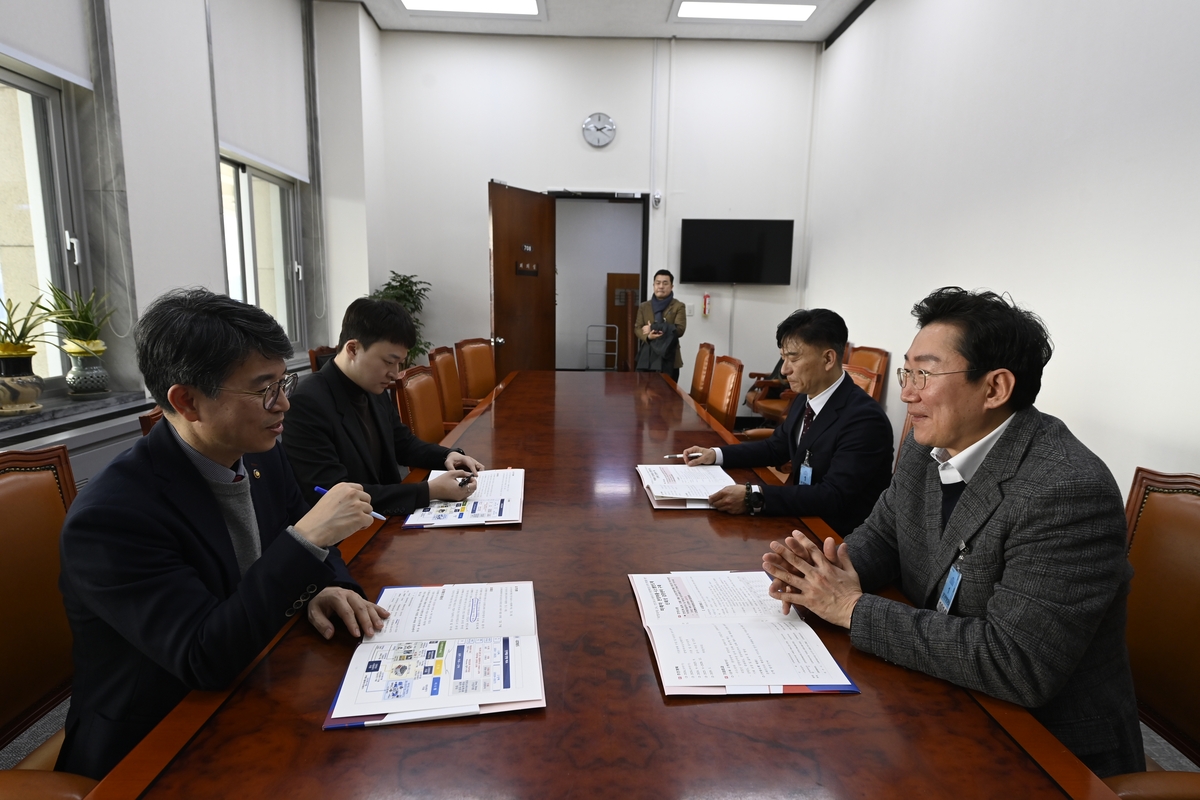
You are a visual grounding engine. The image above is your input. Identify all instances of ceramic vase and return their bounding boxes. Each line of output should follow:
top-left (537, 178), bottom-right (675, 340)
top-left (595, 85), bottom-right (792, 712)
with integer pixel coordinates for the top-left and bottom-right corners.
top-left (63, 339), bottom-right (110, 396)
top-left (0, 349), bottom-right (45, 415)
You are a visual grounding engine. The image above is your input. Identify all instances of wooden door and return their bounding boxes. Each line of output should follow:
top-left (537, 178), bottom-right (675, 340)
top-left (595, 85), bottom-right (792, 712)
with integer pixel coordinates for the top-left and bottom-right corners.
top-left (605, 273), bottom-right (641, 371)
top-left (489, 181), bottom-right (555, 376)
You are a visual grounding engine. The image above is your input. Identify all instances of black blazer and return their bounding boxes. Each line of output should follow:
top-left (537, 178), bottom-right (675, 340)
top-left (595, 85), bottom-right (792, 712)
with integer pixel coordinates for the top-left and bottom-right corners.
top-left (57, 420), bottom-right (360, 780)
top-left (721, 374), bottom-right (893, 536)
top-left (282, 360), bottom-right (452, 516)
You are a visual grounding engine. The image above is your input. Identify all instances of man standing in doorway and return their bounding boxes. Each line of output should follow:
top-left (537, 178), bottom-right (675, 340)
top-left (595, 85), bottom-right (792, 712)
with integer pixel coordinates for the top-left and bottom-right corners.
top-left (634, 270), bottom-right (687, 382)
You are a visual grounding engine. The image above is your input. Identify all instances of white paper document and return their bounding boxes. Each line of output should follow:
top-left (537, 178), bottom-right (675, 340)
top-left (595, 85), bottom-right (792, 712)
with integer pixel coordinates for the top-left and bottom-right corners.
top-left (325, 581), bottom-right (545, 728)
top-left (628, 571), bottom-right (857, 696)
top-left (403, 468), bottom-right (524, 528)
top-left (635, 464), bottom-right (736, 510)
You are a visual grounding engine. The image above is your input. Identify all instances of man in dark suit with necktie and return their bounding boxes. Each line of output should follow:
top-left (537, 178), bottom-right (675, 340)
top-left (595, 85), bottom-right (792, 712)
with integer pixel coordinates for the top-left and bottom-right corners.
top-left (762, 287), bottom-right (1143, 778)
top-left (283, 298), bottom-right (484, 517)
top-left (682, 309), bottom-right (894, 537)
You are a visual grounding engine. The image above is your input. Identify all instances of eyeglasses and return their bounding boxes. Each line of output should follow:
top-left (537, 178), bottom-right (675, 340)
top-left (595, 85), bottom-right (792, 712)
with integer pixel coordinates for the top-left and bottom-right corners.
top-left (895, 367), bottom-right (974, 390)
top-left (219, 372), bottom-right (298, 410)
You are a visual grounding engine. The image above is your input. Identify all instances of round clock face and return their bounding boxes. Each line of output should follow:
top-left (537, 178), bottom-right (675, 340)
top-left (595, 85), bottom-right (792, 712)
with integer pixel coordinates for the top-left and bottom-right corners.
top-left (582, 112), bottom-right (616, 147)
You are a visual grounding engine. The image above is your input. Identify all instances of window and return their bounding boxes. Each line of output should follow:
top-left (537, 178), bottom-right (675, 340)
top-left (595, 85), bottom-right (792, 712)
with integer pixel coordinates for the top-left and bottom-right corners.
top-left (0, 69), bottom-right (84, 380)
top-left (220, 159), bottom-right (306, 350)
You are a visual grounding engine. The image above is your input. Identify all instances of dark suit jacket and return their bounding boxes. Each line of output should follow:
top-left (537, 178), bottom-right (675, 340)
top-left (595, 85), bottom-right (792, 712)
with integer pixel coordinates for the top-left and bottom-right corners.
top-left (721, 374), bottom-right (893, 536)
top-left (846, 407), bottom-right (1143, 778)
top-left (282, 360), bottom-right (452, 516)
top-left (56, 420), bottom-right (360, 780)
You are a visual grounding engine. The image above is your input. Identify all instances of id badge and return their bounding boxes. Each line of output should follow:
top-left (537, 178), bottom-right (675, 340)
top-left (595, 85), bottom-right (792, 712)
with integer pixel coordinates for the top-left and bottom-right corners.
top-left (798, 464), bottom-right (813, 485)
top-left (936, 565), bottom-right (962, 614)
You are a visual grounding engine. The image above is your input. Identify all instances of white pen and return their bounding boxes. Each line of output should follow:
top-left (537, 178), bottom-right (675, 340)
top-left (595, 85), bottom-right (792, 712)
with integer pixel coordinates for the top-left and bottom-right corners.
top-left (664, 453), bottom-right (704, 459)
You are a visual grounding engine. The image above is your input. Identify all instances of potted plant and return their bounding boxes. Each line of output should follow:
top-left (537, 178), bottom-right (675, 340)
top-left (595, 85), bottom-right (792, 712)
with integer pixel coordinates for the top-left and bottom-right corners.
top-left (41, 286), bottom-right (115, 396)
top-left (370, 272), bottom-right (432, 366)
top-left (0, 298), bottom-right (63, 415)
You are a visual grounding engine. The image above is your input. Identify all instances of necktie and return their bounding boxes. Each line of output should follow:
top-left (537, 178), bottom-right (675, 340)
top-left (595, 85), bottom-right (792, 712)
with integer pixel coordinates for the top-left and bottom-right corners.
top-left (941, 480), bottom-right (966, 529)
top-left (798, 402), bottom-right (815, 443)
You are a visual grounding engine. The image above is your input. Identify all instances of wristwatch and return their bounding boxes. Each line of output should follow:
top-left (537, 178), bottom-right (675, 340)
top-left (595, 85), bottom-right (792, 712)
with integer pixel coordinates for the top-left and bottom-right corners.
top-left (745, 483), bottom-right (765, 515)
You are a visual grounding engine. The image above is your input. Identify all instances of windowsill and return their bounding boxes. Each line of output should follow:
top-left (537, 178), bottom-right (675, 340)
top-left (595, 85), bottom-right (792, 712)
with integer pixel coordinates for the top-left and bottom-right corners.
top-left (0, 392), bottom-right (152, 447)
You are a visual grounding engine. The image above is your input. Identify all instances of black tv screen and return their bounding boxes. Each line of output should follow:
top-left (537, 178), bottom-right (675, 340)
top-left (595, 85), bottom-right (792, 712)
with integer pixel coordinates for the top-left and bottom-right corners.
top-left (679, 219), bottom-right (794, 285)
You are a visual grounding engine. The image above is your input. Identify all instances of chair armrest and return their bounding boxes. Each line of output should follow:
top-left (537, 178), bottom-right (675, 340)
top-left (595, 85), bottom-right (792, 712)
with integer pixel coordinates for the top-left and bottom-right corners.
top-left (1103, 770), bottom-right (1200, 799)
top-left (462, 399), bottom-right (480, 411)
top-left (736, 428), bottom-right (774, 442)
top-left (443, 421), bottom-right (458, 433)
top-left (748, 372), bottom-right (776, 379)
top-left (0, 770), bottom-right (97, 800)
top-left (749, 379), bottom-right (787, 391)
top-left (780, 390), bottom-right (798, 402)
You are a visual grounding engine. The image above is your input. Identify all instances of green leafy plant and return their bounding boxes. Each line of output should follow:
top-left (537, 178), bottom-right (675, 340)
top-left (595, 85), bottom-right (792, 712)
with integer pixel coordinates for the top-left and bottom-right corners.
top-left (370, 272), bottom-right (432, 365)
top-left (0, 297), bottom-right (65, 355)
top-left (40, 286), bottom-right (114, 343)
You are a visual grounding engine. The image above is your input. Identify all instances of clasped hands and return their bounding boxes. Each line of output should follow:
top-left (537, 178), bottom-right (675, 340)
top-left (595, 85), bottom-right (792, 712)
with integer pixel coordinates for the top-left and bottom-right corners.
top-left (762, 533), bottom-right (863, 629)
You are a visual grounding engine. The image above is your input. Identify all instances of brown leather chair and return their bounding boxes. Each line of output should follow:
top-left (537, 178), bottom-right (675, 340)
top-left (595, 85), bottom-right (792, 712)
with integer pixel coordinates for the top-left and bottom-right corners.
top-left (139, 406), bottom-right (163, 436)
top-left (0, 446), bottom-right (98, 798)
top-left (689, 343), bottom-right (715, 406)
top-left (308, 345), bottom-right (337, 374)
top-left (844, 364), bottom-right (881, 403)
top-left (428, 346), bottom-right (466, 430)
top-left (394, 366), bottom-right (446, 446)
top-left (455, 338), bottom-right (496, 405)
top-left (1101, 469), bottom-right (1200, 798)
top-left (704, 355), bottom-right (743, 433)
top-left (845, 345), bottom-right (888, 401)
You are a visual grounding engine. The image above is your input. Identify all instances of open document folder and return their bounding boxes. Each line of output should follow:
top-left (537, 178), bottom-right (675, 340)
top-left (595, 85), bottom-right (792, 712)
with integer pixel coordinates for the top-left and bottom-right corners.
top-left (635, 464), bottom-right (736, 509)
top-left (324, 581), bottom-right (545, 729)
top-left (628, 571), bottom-right (858, 696)
top-left (403, 468), bottom-right (524, 528)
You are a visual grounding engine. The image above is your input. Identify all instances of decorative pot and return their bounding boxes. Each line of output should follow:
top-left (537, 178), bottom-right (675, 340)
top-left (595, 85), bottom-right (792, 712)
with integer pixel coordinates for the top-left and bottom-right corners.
top-left (0, 351), bottom-right (45, 415)
top-left (63, 339), bottom-right (110, 396)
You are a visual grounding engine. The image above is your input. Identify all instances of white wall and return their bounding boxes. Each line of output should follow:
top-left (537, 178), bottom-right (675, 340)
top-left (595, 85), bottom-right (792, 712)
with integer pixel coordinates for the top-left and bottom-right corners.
top-left (108, 0), bottom-right (226, 310)
top-left (313, 1), bottom-right (379, 343)
top-left (806, 0), bottom-right (1200, 492)
top-left (210, 0), bottom-right (308, 180)
top-left (349, 32), bottom-right (818, 374)
top-left (0, 0), bottom-right (92, 88)
top-left (555, 199), bottom-right (643, 370)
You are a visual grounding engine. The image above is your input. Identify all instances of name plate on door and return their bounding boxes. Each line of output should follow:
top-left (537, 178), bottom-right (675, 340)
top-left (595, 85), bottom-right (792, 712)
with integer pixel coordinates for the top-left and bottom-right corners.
top-left (516, 261), bottom-right (539, 277)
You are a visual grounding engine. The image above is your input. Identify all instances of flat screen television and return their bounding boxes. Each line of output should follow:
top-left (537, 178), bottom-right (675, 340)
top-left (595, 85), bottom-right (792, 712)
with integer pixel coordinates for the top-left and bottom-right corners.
top-left (679, 219), bottom-right (794, 285)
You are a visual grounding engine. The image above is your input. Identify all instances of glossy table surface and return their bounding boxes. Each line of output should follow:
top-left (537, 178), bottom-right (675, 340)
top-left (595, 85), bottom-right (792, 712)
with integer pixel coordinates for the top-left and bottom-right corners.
top-left (96, 372), bottom-right (1101, 799)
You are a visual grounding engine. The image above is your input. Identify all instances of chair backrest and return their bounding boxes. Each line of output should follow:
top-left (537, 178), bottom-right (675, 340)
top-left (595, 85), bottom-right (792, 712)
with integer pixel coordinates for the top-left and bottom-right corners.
top-left (395, 366), bottom-right (445, 445)
top-left (139, 406), bottom-right (163, 436)
top-left (455, 338), bottom-right (496, 401)
top-left (846, 345), bottom-right (889, 376)
top-left (844, 364), bottom-right (881, 403)
top-left (689, 343), bottom-right (715, 405)
top-left (428, 346), bottom-right (464, 424)
top-left (308, 345), bottom-right (338, 374)
top-left (0, 446), bottom-right (76, 748)
top-left (1122, 468), bottom-right (1200, 766)
top-left (704, 355), bottom-right (743, 433)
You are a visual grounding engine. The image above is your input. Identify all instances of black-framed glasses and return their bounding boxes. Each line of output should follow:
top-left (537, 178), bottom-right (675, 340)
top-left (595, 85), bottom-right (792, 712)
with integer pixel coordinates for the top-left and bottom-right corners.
top-left (219, 372), bottom-right (299, 410)
top-left (895, 367), bottom-right (973, 390)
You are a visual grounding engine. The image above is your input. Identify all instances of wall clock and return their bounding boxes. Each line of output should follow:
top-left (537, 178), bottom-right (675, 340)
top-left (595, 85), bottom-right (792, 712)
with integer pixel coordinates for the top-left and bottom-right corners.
top-left (582, 112), bottom-right (616, 147)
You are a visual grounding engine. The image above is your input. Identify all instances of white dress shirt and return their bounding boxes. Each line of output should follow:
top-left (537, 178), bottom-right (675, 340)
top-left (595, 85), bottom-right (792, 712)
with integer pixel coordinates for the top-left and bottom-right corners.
top-left (929, 413), bottom-right (1015, 485)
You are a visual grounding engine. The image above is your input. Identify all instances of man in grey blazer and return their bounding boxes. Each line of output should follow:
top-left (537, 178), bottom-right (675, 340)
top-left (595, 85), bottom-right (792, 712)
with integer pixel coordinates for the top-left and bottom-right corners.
top-left (762, 287), bottom-right (1142, 778)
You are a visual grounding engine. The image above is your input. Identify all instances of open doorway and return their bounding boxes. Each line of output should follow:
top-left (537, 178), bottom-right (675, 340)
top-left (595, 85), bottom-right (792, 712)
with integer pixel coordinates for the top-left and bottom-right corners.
top-left (553, 194), bottom-right (648, 370)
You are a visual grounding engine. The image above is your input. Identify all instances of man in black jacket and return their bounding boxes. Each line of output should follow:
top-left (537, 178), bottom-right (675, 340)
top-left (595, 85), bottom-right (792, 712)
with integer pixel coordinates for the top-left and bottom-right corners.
top-left (683, 309), bottom-right (893, 537)
top-left (58, 289), bottom-right (383, 779)
top-left (283, 298), bottom-right (484, 516)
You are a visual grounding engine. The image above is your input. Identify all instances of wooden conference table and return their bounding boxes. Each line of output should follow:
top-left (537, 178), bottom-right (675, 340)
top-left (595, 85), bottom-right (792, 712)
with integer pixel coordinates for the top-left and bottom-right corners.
top-left (90, 371), bottom-right (1117, 799)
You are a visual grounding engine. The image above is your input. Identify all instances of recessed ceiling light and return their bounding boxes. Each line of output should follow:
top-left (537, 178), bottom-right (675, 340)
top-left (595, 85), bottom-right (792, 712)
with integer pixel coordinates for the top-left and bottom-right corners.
top-left (402, 0), bottom-right (538, 14)
top-left (677, 2), bottom-right (816, 22)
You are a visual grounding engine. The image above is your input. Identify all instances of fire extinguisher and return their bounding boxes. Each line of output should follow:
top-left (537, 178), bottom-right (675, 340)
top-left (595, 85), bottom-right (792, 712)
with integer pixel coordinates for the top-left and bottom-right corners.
top-left (702, 293), bottom-right (711, 317)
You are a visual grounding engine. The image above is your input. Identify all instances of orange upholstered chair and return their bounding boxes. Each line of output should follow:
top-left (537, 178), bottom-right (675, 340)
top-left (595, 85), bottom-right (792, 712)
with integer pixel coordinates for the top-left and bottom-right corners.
top-left (1102, 468), bottom-right (1200, 796)
top-left (845, 345), bottom-right (888, 401)
top-left (307, 345), bottom-right (338, 374)
top-left (428, 346), bottom-right (465, 430)
top-left (689, 343), bottom-right (715, 406)
top-left (455, 338), bottom-right (496, 405)
top-left (844, 365), bottom-right (881, 403)
top-left (394, 366), bottom-right (446, 446)
top-left (139, 407), bottom-right (164, 436)
top-left (0, 446), bottom-right (98, 798)
top-left (704, 355), bottom-right (743, 433)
